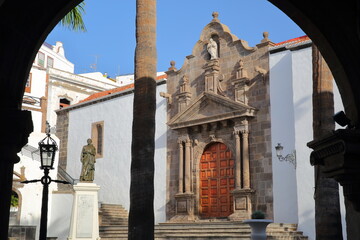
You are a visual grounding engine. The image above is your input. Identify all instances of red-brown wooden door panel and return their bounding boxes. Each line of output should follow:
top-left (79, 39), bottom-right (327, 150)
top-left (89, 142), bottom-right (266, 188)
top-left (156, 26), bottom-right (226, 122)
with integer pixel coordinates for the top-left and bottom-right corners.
top-left (200, 142), bottom-right (234, 218)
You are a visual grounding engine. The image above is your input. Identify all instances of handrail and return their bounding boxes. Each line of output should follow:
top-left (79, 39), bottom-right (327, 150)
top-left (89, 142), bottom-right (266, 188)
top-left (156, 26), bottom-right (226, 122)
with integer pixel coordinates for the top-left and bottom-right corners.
top-left (58, 166), bottom-right (79, 185)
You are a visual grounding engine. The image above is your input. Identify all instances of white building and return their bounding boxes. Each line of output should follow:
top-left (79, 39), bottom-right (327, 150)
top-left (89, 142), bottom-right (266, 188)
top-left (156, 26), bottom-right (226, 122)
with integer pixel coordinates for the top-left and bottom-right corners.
top-left (269, 36), bottom-right (346, 239)
top-left (50, 74), bottom-right (167, 239)
top-left (12, 41), bottom-right (121, 239)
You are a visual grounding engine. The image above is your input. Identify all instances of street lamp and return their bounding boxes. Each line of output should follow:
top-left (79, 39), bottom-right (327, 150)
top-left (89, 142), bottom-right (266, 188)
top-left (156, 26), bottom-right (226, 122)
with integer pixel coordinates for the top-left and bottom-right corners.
top-left (22, 122), bottom-right (70, 240)
top-left (275, 143), bottom-right (296, 168)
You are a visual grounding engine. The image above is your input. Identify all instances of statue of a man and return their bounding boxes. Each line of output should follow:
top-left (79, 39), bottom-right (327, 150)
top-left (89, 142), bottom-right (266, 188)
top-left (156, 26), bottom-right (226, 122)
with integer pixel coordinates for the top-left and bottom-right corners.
top-left (80, 138), bottom-right (96, 182)
top-left (207, 38), bottom-right (218, 60)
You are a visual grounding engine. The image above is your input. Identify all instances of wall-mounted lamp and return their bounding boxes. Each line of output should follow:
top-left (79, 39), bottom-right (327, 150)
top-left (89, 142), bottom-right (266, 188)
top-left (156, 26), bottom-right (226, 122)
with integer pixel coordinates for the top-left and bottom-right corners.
top-left (275, 143), bottom-right (296, 169)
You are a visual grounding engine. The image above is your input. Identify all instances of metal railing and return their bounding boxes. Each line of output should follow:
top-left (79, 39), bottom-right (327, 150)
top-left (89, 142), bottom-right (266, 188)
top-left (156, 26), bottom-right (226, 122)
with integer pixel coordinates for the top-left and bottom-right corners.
top-left (58, 166), bottom-right (79, 185)
top-left (22, 95), bottom-right (41, 107)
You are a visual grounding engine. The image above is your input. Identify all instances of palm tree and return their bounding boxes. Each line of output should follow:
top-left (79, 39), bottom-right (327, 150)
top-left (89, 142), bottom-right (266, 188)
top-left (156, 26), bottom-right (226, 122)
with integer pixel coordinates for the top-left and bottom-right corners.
top-left (312, 45), bottom-right (343, 239)
top-left (60, 1), bottom-right (86, 32)
top-left (128, 0), bottom-right (157, 239)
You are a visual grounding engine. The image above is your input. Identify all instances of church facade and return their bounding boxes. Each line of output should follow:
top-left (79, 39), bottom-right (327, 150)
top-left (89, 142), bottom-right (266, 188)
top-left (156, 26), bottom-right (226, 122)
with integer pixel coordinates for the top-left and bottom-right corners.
top-left (164, 12), bottom-right (273, 221)
top-left (53, 13), bottom-right (347, 239)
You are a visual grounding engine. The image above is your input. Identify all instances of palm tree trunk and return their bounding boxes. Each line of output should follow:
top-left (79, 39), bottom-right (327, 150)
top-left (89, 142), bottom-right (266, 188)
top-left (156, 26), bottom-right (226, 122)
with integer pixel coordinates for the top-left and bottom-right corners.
top-left (128, 0), bottom-right (157, 239)
top-left (312, 45), bottom-right (343, 239)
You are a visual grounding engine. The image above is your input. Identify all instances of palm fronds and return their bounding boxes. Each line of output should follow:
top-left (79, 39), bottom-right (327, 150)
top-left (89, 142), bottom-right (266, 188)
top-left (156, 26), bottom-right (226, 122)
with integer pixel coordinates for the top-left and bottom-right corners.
top-left (60, 2), bottom-right (86, 32)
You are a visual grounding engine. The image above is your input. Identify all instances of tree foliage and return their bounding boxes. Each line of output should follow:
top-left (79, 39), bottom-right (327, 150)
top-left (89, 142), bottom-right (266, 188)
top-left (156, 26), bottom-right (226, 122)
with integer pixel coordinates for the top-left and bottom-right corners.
top-left (60, 2), bottom-right (87, 32)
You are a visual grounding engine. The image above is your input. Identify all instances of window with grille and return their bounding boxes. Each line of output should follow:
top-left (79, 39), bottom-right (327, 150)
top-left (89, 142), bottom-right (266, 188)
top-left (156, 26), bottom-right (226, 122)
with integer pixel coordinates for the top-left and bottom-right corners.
top-left (47, 56), bottom-right (54, 68)
top-left (91, 121), bottom-right (104, 158)
top-left (38, 52), bottom-right (45, 67)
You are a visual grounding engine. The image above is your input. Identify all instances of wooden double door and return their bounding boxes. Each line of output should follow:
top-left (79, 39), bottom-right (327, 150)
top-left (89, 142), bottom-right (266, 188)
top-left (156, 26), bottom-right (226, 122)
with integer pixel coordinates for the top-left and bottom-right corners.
top-left (200, 142), bottom-right (235, 218)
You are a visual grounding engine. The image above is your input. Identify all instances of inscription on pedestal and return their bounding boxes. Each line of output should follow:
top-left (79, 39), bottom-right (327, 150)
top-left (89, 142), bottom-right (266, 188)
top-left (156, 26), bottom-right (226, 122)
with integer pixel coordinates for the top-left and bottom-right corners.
top-left (235, 197), bottom-right (247, 210)
top-left (177, 200), bottom-right (187, 213)
top-left (76, 195), bottom-right (94, 238)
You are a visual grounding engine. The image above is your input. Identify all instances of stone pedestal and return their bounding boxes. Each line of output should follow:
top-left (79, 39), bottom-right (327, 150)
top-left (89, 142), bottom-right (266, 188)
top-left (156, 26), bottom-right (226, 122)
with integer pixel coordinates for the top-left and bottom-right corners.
top-left (68, 183), bottom-right (100, 240)
top-left (228, 188), bottom-right (254, 221)
top-left (170, 193), bottom-right (197, 222)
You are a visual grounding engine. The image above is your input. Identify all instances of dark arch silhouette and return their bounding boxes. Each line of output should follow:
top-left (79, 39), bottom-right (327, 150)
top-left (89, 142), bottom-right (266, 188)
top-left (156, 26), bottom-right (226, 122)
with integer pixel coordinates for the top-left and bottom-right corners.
top-left (1, 0), bottom-right (360, 238)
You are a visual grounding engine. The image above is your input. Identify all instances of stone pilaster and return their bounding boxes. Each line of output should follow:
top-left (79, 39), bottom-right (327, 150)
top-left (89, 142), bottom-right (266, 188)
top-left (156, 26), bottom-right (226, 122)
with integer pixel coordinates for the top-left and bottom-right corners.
top-left (178, 140), bottom-right (184, 193)
top-left (242, 129), bottom-right (251, 189)
top-left (184, 138), bottom-right (192, 193)
top-left (233, 128), bottom-right (242, 189)
top-left (204, 59), bottom-right (220, 94)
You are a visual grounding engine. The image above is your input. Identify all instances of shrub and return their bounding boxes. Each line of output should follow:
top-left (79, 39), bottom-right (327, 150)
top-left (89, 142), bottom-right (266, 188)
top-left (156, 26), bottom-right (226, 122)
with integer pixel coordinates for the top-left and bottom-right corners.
top-left (251, 210), bottom-right (265, 219)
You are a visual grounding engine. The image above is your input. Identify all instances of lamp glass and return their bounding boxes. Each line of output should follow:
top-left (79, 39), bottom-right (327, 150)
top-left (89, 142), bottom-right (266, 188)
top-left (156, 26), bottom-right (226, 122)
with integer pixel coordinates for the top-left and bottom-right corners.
top-left (275, 143), bottom-right (283, 157)
top-left (39, 142), bottom-right (56, 169)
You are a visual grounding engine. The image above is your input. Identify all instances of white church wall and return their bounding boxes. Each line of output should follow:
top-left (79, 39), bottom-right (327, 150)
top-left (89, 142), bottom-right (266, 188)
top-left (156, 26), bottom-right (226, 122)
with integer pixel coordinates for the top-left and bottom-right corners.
top-left (269, 50), bottom-right (298, 224)
top-left (66, 83), bottom-right (167, 224)
top-left (290, 47), bottom-right (315, 239)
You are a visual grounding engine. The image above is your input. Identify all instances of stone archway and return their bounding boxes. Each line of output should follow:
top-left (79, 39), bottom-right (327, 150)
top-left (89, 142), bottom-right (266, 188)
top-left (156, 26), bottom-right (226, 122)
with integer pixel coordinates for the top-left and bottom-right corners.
top-left (199, 142), bottom-right (235, 218)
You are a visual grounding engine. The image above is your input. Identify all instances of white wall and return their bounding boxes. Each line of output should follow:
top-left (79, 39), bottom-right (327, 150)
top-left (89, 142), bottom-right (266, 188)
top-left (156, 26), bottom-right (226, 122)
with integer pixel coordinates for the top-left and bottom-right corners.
top-left (269, 50), bottom-right (298, 224)
top-left (47, 193), bottom-right (73, 240)
top-left (270, 45), bottom-right (347, 240)
top-left (291, 47), bottom-right (315, 239)
top-left (66, 83), bottom-right (167, 224)
top-left (40, 43), bottom-right (74, 73)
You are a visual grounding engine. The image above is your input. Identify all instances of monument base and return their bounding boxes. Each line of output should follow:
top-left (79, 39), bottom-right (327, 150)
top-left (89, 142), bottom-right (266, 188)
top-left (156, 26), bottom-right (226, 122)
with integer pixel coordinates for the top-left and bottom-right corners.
top-left (68, 182), bottom-right (101, 240)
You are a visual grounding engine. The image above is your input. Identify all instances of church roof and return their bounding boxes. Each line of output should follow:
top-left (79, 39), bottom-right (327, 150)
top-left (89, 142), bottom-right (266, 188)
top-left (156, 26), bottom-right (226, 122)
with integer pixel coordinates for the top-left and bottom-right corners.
top-left (270, 35), bottom-right (311, 52)
top-left (78, 73), bottom-right (167, 104)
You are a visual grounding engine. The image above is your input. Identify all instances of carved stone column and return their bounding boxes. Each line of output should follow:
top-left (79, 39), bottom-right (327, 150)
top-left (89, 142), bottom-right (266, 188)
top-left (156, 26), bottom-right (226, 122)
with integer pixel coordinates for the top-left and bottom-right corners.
top-left (229, 120), bottom-right (254, 221)
top-left (171, 136), bottom-right (196, 222)
top-left (185, 138), bottom-right (192, 193)
top-left (178, 140), bottom-right (184, 193)
top-left (242, 130), bottom-right (251, 189)
top-left (234, 129), bottom-right (242, 189)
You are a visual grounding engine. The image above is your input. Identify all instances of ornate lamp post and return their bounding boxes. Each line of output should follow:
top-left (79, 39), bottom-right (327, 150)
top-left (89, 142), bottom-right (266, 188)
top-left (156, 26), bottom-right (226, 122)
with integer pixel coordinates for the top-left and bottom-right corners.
top-left (275, 143), bottom-right (296, 168)
top-left (22, 123), bottom-right (69, 240)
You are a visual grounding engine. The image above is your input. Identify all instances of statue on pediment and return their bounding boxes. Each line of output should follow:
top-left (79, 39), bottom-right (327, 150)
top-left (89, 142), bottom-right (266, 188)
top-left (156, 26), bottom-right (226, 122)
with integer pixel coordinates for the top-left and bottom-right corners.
top-left (207, 38), bottom-right (218, 60)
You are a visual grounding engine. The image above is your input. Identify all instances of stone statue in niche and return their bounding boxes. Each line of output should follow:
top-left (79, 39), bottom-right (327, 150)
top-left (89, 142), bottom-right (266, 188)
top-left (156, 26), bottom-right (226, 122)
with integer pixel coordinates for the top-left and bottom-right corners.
top-left (207, 38), bottom-right (218, 60)
top-left (80, 138), bottom-right (96, 182)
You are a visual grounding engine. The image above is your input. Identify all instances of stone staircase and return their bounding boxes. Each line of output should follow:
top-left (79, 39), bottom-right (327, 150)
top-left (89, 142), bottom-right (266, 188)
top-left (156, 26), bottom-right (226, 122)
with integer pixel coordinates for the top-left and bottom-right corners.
top-left (99, 205), bottom-right (308, 240)
top-left (99, 203), bottom-right (129, 239)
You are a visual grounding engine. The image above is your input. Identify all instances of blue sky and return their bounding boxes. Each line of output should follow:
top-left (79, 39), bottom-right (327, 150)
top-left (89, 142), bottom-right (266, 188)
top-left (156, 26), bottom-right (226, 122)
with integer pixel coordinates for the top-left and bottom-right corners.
top-left (46, 0), bottom-right (304, 77)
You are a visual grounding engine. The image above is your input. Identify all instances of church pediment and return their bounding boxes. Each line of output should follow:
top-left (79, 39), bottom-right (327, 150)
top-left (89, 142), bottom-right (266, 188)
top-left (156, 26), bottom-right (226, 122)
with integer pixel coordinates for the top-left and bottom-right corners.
top-left (168, 92), bottom-right (257, 129)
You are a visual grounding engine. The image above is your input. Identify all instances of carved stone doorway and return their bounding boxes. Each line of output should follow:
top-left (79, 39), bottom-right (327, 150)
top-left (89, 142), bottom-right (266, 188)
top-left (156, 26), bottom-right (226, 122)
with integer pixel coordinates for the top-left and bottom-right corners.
top-left (199, 142), bottom-right (235, 218)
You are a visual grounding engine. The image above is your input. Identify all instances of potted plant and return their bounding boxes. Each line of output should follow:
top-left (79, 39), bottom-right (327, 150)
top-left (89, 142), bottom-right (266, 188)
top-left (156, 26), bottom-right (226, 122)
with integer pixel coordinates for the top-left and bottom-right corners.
top-left (243, 211), bottom-right (273, 240)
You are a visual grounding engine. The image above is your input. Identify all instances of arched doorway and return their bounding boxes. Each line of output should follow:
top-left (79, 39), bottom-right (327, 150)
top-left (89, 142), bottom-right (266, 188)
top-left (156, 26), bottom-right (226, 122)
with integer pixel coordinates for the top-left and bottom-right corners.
top-left (9, 190), bottom-right (20, 225)
top-left (199, 142), bottom-right (235, 218)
